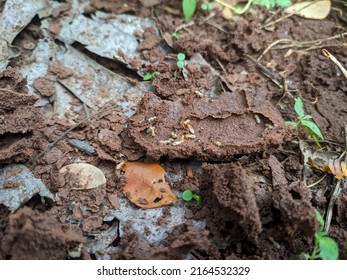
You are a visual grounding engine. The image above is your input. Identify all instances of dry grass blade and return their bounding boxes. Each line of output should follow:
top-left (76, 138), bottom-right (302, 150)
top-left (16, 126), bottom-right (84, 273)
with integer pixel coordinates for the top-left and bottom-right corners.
top-left (322, 49), bottom-right (347, 80)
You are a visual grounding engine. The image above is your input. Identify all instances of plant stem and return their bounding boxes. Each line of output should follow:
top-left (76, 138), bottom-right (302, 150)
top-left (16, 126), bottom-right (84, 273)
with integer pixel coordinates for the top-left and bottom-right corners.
top-left (310, 238), bottom-right (320, 260)
top-left (214, 0), bottom-right (253, 14)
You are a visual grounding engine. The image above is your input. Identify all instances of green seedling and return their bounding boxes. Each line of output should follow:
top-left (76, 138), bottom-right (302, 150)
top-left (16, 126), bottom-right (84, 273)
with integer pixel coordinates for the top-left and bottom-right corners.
top-left (182, 190), bottom-right (203, 206)
top-left (143, 71), bottom-right (160, 81)
top-left (172, 32), bottom-right (180, 40)
top-left (285, 97), bottom-right (324, 148)
top-left (201, 2), bottom-right (214, 10)
top-left (301, 210), bottom-right (339, 260)
top-left (177, 52), bottom-right (186, 69)
top-left (182, 0), bottom-right (196, 22)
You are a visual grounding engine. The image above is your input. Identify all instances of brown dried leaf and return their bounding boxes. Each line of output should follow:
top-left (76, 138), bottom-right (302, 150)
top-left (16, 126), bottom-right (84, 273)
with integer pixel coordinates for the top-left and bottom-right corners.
top-left (284, 0), bottom-right (331, 20)
top-left (122, 162), bottom-right (177, 209)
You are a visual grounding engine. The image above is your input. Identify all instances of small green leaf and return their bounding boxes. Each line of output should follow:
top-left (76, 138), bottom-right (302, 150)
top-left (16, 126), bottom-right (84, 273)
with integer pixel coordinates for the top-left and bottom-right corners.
top-left (315, 209), bottom-right (325, 231)
top-left (318, 237), bottom-right (339, 260)
top-left (172, 32), bottom-right (180, 40)
top-left (301, 120), bottom-right (324, 140)
top-left (182, 190), bottom-right (193, 201)
top-left (182, 0), bottom-right (196, 22)
top-left (177, 61), bottom-right (184, 69)
top-left (177, 53), bottom-right (186, 61)
top-left (208, 3), bottom-right (214, 9)
top-left (193, 194), bottom-right (203, 206)
top-left (294, 97), bottom-right (305, 118)
top-left (143, 73), bottom-right (152, 81)
top-left (301, 115), bottom-right (313, 120)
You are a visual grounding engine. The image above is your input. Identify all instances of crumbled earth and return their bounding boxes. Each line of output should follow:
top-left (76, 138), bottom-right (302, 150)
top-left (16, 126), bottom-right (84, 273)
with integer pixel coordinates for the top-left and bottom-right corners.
top-left (0, 72), bottom-right (45, 163)
top-left (1, 0), bottom-right (347, 260)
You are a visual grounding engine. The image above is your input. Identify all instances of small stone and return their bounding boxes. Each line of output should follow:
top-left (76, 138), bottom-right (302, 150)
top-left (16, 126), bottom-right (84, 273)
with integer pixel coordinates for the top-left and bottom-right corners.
top-left (222, 7), bottom-right (233, 20)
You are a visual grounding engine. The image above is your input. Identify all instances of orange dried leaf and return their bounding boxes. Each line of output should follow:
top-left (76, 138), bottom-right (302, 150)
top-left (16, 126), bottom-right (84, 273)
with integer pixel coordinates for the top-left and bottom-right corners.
top-left (121, 162), bottom-right (177, 209)
top-left (308, 157), bottom-right (347, 180)
top-left (308, 157), bottom-right (323, 171)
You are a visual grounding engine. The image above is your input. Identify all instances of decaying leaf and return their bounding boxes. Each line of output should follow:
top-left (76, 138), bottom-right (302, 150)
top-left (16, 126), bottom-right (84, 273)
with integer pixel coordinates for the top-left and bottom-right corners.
top-left (121, 162), bottom-right (177, 209)
top-left (284, 0), bottom-right (331, 20)
top-left (308, 156), bottom-right (347, 180)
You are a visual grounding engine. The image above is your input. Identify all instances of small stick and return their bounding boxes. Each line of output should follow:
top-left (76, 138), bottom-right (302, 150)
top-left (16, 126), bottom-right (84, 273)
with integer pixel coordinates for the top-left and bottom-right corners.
top-left (324, 180), bottom-right (341, 233)
top-left (306, 174), bottom-right (327, 188)
top-left (175, 21), bottom-right (195, 32)
top-left (258, 39), bottom-right (293, 61)
top-left (322, 49), bottom-right (347, 80)
top-left (29, 106), bottom-right (117, 164)
top-left (272, 32), bottom-right (347, 51)
top-left (245, 55), bottom-right (296, 91)
top-left (262, 0), bottom-right (321, 29)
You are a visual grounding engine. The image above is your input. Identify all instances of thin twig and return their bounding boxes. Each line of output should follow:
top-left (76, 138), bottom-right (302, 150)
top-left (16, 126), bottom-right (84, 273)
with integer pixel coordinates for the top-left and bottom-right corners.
top-left (258, 39), bottom-right (293, 61)
top-left (324, 180), bottom-right (341, 233)
top-left (262, 0), bottom-right (321, 29)
top-left (244, 55), bottom-right (296, 91)
top-left (304, 139), bottom-right (344, 147)
top-left (216, 58), bottom-right (227, 75)
top-left (322, 49), bottom-right (347, 80)
top-left (271, 32), bottom-right (347, 51)
top-left (307, 174), bottom-right (327, 188)
top-left (29, 106), bottom-right (117, 164)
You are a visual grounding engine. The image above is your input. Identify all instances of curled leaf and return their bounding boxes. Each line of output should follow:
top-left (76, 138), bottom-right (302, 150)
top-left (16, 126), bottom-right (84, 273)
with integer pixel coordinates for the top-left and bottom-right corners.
top-left (308, 157), bottom-right (347, 180)
top-left (121, 162), bottom-right (177, 209)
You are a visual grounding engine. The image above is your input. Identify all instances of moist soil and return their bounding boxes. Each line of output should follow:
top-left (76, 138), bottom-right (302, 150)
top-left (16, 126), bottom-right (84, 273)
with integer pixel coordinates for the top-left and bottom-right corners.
top-left (1, 0), bottom-right (347, 260)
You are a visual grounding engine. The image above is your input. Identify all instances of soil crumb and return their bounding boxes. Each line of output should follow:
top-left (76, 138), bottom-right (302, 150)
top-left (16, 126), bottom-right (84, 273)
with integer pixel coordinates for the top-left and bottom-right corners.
top-left (1, 207), bottom-right (85, 259)
top-left (0, 88), bottom-right (44, 163)
top-left (129, 91), bottom-right (288, 160)
top-left (201, 163), bottom-right (262, 245)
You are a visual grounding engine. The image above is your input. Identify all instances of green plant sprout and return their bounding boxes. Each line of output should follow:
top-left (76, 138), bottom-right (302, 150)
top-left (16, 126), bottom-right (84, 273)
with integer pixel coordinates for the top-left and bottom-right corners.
top-left (177, 52), bottom-right (186, 69)
top-left (172, 32), bottom-right (180, 40)
top-left (201, 2), bottom-right (214, 10)
top-left (285, 97), bottom-right (324, 148)
top-left (182, 190), bottom-right (203, 206)
top-left (143, 71), bottom-right (160, 81)
top-left (301, 210), bottom-right (339, 260)
top-left (182, 0), bottom-right (196, 22)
